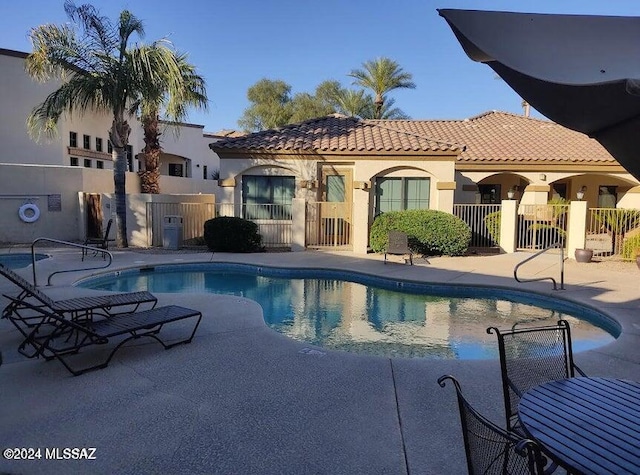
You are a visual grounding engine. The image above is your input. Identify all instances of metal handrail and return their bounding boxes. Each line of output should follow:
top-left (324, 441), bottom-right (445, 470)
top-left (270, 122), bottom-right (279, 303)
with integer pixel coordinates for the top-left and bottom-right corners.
top-left (513, 241), bottom-right (565, 290)
top-left (31, 237), bottom-right (113, 286)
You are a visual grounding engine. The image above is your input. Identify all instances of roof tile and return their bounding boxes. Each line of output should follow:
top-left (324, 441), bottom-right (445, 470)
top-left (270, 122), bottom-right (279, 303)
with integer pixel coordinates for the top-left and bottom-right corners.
top-left (212, 111), bottom-right (615, 164)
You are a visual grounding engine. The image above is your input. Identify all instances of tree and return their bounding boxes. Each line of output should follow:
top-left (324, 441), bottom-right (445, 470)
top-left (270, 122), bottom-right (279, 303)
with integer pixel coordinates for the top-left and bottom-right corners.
top-left (138, 55), bottom-right (208, 194)
top-left (25, 1), bottom-right (197, 246)
top-left (238, 79), bottom-right (292, 132)
top-left (348, 57), bottom-right (416, 119)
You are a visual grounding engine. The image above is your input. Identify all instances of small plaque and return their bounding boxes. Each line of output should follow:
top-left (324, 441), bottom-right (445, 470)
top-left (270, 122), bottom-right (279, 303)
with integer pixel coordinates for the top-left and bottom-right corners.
top-left (48, 194), bottom-right (62, 212)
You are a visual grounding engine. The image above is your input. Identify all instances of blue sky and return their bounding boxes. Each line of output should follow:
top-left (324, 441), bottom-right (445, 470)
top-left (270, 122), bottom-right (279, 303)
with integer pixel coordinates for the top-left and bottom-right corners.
top-left (1, 0), bottom-right (639, 133)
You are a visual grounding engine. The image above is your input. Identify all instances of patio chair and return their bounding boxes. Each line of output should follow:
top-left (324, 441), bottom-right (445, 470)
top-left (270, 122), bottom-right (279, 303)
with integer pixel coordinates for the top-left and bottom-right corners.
top-left (6, 297), bottom-right (202, 376)
top-left (487, 319), bottom-right (586, 436)
top-left (0, 263), bottom-right (157, 348)
top-left (384, 231), bottom-right (413, 265)
top-left (438, 375), bottom-right (548, 475)
top-left (82, 218), bottom-right (114, 260)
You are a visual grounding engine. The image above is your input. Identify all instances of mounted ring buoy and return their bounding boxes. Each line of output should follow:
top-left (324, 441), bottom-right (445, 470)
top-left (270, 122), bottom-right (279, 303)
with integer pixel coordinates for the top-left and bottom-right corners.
top-left (18, 203), bottom-right (40, 223)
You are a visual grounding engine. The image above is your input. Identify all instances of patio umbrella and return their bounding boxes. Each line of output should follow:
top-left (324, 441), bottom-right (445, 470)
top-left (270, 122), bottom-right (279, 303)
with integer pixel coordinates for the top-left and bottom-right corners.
top-left (438, 8), bottom-right (640, 181)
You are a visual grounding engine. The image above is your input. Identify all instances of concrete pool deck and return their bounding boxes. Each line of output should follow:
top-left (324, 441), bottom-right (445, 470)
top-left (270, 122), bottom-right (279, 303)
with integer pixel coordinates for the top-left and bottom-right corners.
top-left (0, 248), bottom-right (638, 474)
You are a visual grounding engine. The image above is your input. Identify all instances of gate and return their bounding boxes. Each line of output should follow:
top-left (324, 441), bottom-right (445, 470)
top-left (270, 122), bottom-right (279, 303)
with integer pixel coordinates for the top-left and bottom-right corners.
top-left (305, 201), bottom-right (352, 249)
top-left (516, 204), bottom-right (569, 250)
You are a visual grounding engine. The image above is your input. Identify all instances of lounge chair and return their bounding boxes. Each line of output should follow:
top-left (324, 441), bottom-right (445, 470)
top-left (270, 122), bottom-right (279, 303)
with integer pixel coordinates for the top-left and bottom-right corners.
top-left (384, 231), bottom-right (413, 265)
top-left (6, 297), bottom-right (202, 376)
top-left (0, 263), bottom-right (157, 344)
top-left (82, 218), bottom-right (114, 260)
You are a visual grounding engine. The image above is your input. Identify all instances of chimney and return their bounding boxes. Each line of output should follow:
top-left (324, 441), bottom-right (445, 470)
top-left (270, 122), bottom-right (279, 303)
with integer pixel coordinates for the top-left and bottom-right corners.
top-left (522, 100), bottom-right (531, 117)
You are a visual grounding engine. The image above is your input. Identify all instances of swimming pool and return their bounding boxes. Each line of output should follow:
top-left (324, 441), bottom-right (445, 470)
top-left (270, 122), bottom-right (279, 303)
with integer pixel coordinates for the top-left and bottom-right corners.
top-left (0, 253), bottom-right (49, 269)
top-left (77, 263), bottom-right (618, 360)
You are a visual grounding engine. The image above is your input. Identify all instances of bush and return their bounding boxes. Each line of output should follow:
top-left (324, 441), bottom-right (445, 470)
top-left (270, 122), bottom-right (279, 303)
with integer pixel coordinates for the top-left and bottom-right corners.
top-left (370, 210), bottom-right (471, 256)
top-left (484, 211), bottom-right (501, 245)
top-left (204, 217), bottom-right (264, 252)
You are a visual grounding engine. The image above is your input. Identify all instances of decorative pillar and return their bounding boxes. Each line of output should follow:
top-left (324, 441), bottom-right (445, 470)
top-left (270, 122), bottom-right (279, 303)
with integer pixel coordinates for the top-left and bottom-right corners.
top-left (499, 199), bottom-right (518, 253)
top-left (290, 198), bottom-right (306, 252)
top-left (568, 200), bottom-right (588, 258)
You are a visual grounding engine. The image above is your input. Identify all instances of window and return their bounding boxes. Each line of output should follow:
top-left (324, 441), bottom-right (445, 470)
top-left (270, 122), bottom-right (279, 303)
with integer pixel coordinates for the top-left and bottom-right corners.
top-left (374, 177), bottom-right (431, 214)
top-left (242, 175), bottom-right (295, 220)
top-left (96, 137), bottom-right (103, 152)
top-left (169, 164), bottom-right (184, 177)
top-left (84, 159), bottom-right (91, 168)
top-left (107, 141), bottom-right (113, 154)
top-left (96, 160), bottom-right (104, 169)
top-left (598, 186), bottom-right (617, 208)
top-left (70, 157), bottom-right (79, 167)
top-left (83, 134), bottom-right (91, 150)
top-left (478, 184), bottom-right (501, 204)
top-left (69, 132), bottom-right (77, 148)
top-left (126, 145), bottom-right (134, 172)
top-left (551, 183), bottom-right (567, 200)
top-left (203, 165), bottom-right (208, 180)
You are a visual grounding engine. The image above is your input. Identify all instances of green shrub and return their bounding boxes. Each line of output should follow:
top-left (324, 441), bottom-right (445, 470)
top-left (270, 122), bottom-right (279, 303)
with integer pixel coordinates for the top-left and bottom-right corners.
top-left (204, 217), bottom-right (264, 252)
top-left (484, 211), bottom-right (501, 244)
top-left (370, 209), bottom-right (471, 256)
top-left (621, 231), bottom-right (640, 259)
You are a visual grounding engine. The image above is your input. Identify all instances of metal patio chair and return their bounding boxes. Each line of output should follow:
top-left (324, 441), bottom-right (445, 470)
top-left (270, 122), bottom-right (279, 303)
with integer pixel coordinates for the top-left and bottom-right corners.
top-left (487, 319), bottom-right (586, 435)
top-left (384, 231), bottom-right (413, 265)
top-left (438, 375), bottom-right (548, 475)
top-left (82, 218), bottom-right (114, 260)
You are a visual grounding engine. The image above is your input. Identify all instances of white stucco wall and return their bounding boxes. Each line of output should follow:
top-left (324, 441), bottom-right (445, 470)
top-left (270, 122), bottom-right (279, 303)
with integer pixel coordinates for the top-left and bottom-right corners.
top-left (1, 49), bottom-right (219, 184)
top-left (0, 53), bottom-right (61, 165)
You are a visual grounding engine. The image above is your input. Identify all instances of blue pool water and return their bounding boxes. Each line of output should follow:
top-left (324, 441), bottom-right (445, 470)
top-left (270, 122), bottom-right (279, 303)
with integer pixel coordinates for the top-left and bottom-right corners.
top-left (77, 263), bottom-right (618, 360)
top-left (0, 253), bottom-right (48, 269)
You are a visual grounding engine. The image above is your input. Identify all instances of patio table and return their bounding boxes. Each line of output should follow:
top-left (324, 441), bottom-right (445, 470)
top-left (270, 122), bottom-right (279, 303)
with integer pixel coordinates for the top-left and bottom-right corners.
top-left (518, 377), bottom-right (640, 475)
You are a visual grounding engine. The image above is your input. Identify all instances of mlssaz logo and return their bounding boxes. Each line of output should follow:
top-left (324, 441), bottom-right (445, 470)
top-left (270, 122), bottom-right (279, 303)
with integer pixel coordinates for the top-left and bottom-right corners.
top-left (45, 448), bottom-right (97, 460)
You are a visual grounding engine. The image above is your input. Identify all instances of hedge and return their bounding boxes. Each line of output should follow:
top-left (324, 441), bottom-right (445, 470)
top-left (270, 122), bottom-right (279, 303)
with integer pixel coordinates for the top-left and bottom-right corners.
top-left (370, 209), bottom-right (471, 256)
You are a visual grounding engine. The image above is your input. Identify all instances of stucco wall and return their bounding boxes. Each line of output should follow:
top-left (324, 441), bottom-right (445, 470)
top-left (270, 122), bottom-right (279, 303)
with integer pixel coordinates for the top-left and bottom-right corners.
top-left (0, 163), bottom-right (219, 244)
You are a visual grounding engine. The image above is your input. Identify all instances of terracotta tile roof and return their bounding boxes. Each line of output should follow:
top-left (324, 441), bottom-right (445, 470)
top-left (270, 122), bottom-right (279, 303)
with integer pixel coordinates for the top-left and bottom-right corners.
top-left (211, 111), bottom-right (616, 164)
top-left (378, 111), bottom-right (615, 164)
top-left (210, 114), bottom-right (461, 154)
top-left (205, 129), bottom-right (246, 138)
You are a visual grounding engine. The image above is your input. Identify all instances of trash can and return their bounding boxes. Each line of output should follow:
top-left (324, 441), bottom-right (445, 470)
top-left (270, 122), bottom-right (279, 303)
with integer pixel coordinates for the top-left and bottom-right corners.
top-left (162, 215), bottom-right (183, 250)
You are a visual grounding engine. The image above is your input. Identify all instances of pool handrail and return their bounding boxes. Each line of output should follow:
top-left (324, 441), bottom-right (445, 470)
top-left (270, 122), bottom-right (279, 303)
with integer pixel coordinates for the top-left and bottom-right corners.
top-left (31, 237), bottom-right (113, 286)
top-left (513, 242), bottom-right (565, 291)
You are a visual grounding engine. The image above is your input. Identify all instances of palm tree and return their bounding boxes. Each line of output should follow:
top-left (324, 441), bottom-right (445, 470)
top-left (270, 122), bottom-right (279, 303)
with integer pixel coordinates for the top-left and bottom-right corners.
top-left (348, 57), bottom-right (416, 119)
top-left (333, 89), bottom-right (371, 118)
top-left (25, 1), bottom-right (203, 246)
top-left (138, 55), bottom-right (207, 194)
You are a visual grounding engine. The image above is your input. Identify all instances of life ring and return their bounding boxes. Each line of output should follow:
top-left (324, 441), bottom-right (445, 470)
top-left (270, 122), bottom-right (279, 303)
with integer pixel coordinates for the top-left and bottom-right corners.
top-left (18, 203), bottom-right (40, 223)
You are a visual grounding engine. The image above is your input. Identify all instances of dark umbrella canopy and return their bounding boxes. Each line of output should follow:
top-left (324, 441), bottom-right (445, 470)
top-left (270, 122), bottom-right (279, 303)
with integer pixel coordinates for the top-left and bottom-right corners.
top-left (438, 8), bottom-right (640, 180)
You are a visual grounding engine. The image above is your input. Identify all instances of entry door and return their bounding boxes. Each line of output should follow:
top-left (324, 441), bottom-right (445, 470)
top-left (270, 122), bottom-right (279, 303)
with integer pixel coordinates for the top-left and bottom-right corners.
top-left (320, 168), bottom-right (353, 247)
top-left (85, 194), bottom-right (103, 239)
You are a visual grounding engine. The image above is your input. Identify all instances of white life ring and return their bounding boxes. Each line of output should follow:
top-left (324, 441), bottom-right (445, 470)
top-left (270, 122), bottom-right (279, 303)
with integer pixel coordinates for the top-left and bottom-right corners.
top-left (18, 203), bottom-right (40, 223)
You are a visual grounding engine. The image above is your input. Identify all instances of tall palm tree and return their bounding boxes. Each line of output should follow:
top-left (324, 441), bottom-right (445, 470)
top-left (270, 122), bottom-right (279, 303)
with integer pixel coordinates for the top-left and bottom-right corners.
top-left (138, 55), bottom-right (208, 194)
top-left (333, 89), bottom-right (371, 118)
top-left (348, 57), bottom-right (416, 119)
top-left (26, 1), bottom-right (201, 246)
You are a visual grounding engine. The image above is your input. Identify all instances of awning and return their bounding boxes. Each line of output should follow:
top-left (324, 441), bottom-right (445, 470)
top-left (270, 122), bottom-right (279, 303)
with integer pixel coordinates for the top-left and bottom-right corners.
top-left (439, 8), bottom-right (640, 180)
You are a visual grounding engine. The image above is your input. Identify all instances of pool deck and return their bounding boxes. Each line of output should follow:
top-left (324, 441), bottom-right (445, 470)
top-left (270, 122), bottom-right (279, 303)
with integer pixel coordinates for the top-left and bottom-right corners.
top-left (1, 248), bottom-right (639, 474)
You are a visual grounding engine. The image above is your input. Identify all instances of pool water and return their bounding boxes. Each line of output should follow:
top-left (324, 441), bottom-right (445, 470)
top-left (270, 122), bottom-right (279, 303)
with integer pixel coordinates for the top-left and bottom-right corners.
top-left (78, 264), bottom-right (618, 360)
top-left (0, 253), bottom-right (48, 269)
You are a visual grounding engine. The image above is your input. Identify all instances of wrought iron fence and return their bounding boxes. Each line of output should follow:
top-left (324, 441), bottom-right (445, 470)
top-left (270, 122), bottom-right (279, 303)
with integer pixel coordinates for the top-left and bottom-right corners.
top-left (516, 204), bottom-right (569, 251)
top-left (586, 208), bottom-right (640, 259)
top-left (215, 202), bottom-right (292, 248)
top-left (453, 204), bottom-right (502, 248)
